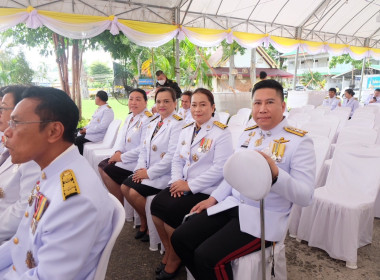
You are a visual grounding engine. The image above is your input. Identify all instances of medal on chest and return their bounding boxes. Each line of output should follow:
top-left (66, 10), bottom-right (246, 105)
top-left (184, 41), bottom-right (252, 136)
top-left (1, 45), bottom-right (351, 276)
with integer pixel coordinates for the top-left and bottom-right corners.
top-left (198, 138), bottom-right (213, 153)
top-left (241, 131), bottom-right (255, 148)
top-left (269, 137), bottom-right (289, 162)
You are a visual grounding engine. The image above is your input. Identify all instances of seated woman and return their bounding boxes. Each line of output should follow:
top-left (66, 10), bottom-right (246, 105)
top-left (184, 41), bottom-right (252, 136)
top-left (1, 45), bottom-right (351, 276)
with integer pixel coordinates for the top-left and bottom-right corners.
top-left (98, 88), bottom-right (153, 204)
top-left (342, 88), bottom-right (359, 119)
top-left (150, 88), bottom-right (234, 280)
top-left (121, 87), bottom-right (183, 241)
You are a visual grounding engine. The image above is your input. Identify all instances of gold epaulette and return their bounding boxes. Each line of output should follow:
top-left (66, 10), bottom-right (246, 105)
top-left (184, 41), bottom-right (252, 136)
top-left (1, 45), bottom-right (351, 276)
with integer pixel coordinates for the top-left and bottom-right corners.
top-left (213, 121), bottom-right (228, 130)
top-left (182, 122), bottom-right (194, 129)
top-left (284, 126), bottom-right (308, 137)
top-left (150, 115), bottom-right (159, 122)
top-left (172, 114), bottom-right (183, 121)
top-left (145, 111), bottom-right (153, 117)
top-left (244, 125), bottom-right (258, 131)
top-left (60, 169), bottom-right (80, 201)
top-left (354, 97), bottom-right (358, 100)
top-left (107, 105), bottom-right (111, 108)
top-left (336, 97), bottom-right (340, 99)
top-left (324, 96), bottom-right (329, 99)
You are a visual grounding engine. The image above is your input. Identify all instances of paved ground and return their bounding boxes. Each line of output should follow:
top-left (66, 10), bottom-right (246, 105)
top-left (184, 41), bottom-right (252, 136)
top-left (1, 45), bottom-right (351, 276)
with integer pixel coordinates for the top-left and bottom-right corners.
top-left (106, 218), bottom-right (380, 280)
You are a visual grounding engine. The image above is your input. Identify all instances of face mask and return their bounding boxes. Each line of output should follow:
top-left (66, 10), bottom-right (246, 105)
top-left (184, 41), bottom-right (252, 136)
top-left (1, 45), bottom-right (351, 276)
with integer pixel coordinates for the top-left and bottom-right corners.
top-left (157, 80), bottom-right (165, 85)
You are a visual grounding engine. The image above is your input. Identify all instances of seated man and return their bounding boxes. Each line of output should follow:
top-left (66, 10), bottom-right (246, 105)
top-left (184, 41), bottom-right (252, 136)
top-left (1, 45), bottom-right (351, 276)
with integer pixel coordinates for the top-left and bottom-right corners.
top-left (75, 90), bottom-right (114, 154)
top-left (0, 86), bottom-right (115, 279)
top-left (171, 79), bottom-right (316, 280)
top-left (177, 91), bottom-right (194, 124)
top-left (0, 85), bottom-right (40, 244)
top-left (322, 88), bottom-right (341, 110)
top-left (364, 88), bottom-right (380, 105)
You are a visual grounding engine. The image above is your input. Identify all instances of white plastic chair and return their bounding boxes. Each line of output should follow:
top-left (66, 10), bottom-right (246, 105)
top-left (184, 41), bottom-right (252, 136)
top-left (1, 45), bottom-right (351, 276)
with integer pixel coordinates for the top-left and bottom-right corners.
top-left (296, 144), bottom-right (380, 269)
top-left (236, 108), bottom-right (251, 125)
top-left (300, 121), bottom-right (331, 139)
top-left (344, 118), bottom-right (374, 129)
top-left (94, 193), bottom-right (126, 280)
top-left (228, 124), bottom-right (245, 150)
top-left (352, 111), bottom-right (375, 121)
top-left (83, 119), bottom-right (121, 161)
top-left (228, 114), bottom-right (248, 126)
top-left (145, 195), bottom-right (165, 254)
top-left (215, 112), bottom-right (230, 125)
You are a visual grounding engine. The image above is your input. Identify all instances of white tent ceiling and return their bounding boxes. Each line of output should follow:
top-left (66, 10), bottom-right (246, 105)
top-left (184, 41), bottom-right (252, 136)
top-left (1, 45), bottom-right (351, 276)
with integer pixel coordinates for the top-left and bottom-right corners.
top-left (1, 0), bottom-right (380, 48)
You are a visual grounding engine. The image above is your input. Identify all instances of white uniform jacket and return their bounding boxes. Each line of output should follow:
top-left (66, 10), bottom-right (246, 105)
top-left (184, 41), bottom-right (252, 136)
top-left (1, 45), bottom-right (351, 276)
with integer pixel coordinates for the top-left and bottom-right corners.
top-left (207, 118), bottom-right (316, 242)
top-left (364, 94), bottom-right (380, 105)
top-left (113, 109), bottom-right (154, 172)
top-left (135, 112), bottom-right (183, 189)
top-left (177, 107), bottom-right (194, 124)
top-left (0, 145), bottom-right (115, 280)
top-left (0, 133), bottom-right (4, 155)
top-left (322, 96), bottom-right (340, 110)
top-left (170, 118), bottom-right (233, 195)
top-left (342, 98), bottom-right (359, 117)
top-left (84, 104), bottom-right (114, 142)
top-left (0, 155), bottom-right (40, 243)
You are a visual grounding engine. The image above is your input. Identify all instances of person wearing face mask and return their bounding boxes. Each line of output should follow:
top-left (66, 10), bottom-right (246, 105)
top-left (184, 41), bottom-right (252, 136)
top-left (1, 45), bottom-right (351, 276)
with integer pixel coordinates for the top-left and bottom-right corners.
top-left (155, 70), bottom-right (182, 99)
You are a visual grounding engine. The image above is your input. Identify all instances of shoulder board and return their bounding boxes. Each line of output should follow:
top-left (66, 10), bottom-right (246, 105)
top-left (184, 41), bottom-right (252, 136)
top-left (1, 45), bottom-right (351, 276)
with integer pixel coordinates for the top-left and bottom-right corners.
top-left (244, 125), bottom-right (258, 131)
top-left (182, 122), bottom-right (194, 129)
top-left (60, 169), bottom-right (80, 201)
top-left (213, 121), bottom-right (228, 130)
top-left (144, 111), bottom-right (153, 117)
top-left (324, 96), bottom-right (329, 99)
top-left (150, 115), bottom-right (159, 122)
top-left (354, 97), bottom-right (358, 100)
top-left (284, 126), bottom-right (308, 137)
top-left (172, 114), bottom-right (183, 121)
top-left (335, 97), bottom-right (340, 99)
top-left (107, 105), bottom-right (111, 108)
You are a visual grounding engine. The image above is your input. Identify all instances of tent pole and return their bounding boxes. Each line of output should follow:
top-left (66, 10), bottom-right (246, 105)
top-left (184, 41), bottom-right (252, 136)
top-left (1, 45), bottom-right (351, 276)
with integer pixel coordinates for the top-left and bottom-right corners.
top-left (251, 48), bottom-right (257, 89)
top-left (175, 7), bottom-right (181, 86)
top-left (292, 46), bottom-right (300, 90)
top-left (359, 57), bottom-right (366, 102)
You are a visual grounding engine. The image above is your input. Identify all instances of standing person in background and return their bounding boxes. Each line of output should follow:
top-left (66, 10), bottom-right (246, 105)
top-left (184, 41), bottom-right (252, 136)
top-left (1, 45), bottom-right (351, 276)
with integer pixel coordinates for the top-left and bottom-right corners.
top-left (342, 88), bottom-right (359, 119)
top-left (253, 71), bottom-right (268, 86)
top-left (364, 88), bottom-right (380, 105)
top-left (0, 85), bottom-right (40, 243)
top-left (322, 88), bottom-right (341, 110)
top-left (75, 90), bottom-right (114, 155)
top-left (156, 70), bottom-right (182, 99)
top-left (98, 88), bottom-right (154, 204)
top-left (151, 88), bottom-right (233, 280)
top-left (121, 87), bottom-right (183, 242)
top-left (177, 91), bottom-right (194, 124)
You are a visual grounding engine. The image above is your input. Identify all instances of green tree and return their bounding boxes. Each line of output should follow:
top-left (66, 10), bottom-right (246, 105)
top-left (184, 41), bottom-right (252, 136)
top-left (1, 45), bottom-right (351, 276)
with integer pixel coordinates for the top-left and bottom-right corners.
top-left (0, 50), bottom-right (34, 86)
top-left (300, 71), bottom-right (325, 89)
top-left (89, 62), bottom-right (112, 76)
top-left (329, 54), bottom-right (371, 85)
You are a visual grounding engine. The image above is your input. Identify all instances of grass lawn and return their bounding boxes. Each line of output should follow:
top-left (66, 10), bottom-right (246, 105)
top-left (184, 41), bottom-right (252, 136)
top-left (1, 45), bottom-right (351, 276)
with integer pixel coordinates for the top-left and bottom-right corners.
top-left (81, 98), bottom-right (155, 122)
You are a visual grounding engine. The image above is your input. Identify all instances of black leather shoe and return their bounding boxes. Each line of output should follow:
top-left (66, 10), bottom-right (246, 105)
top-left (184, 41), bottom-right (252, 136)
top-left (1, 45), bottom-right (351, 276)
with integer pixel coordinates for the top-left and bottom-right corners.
top-left (156, 269), bottom-right (177, 280)
top-left (140, 233), bottom-right (150, 242)
top-left (134, 229), bottom-right (147, 239)
top-left (155, 262), bottom-right (166, 274)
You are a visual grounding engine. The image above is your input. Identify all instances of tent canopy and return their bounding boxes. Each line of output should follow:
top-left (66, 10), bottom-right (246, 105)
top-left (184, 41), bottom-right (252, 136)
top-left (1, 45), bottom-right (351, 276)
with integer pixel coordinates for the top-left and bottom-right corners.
top-left (0, 0), bottom-right (379, 59)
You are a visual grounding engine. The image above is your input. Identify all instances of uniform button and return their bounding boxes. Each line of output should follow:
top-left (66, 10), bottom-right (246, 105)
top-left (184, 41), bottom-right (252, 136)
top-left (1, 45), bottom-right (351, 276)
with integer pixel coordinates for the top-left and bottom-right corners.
top-left (25, 211), bottom-right (29, 218)
top-left (187, 163), bottom-right (190, 166)
top-left (13, 237), bottom-right (19, 244)
top-left (240, 199), bottom-right (244, 203)
top-left (12, 265), bottom-right (16, 271)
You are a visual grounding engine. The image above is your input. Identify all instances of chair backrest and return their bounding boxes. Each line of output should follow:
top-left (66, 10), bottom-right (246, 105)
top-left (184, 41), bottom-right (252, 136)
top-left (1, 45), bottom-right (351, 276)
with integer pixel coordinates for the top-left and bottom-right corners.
top-left (344, 118), bottom-right (374, 129)
top-left (336, 126), bottom-right (378, 146)
top-left (352, 111), bottom-right (375, 121)
top-left (326, 144), bottom-right (380, 197)
top-left (228, 124), bottom-right (245, 149)
top-left (302, 104), bottom-right (315, 111)
top-left (301, 121), bottom-right (331, 139)
top-left (306, 109), bottom-right (325, 120)
top-left (287, 113), bottom-right (311, 127)
top-left (94, 193), bottom-right (125, 280)
top-left (102, 119), bottom-right (122, 147)
top-left (215, 112), bottom-right (230, 125)
top-left (236, 108), bottom-right (251, 121)
top-left (228, 114), bottom-right (248, 126)
top-left (309, 135), bottom-right (330, 183)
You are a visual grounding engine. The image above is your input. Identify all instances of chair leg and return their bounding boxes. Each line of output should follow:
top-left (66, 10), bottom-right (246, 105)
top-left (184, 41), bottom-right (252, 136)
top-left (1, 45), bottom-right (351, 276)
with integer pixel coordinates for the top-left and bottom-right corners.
top-left (346, 262), bottom-right (358, 269)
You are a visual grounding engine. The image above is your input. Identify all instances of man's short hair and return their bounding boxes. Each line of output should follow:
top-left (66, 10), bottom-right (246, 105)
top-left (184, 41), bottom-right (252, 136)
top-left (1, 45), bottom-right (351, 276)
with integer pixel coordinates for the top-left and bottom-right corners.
top-left (252, 79), bottom-right (284, 101)
top-left (181, 91), bottom-right (193, 98)
top-left (96, 90), bottom-right (108, 102)
top-left (22, 86), bottom-right (79, 143)
top-left (329, 88), bottom-right (337, 93)
top-left (3, 85), bottom-right (29, 105)
top-left (375, 88), bottom-right (380, 92)
top-left (156, 70), bottom-right (164, 77)
top-left (259, 71), bottom-right (267, 80)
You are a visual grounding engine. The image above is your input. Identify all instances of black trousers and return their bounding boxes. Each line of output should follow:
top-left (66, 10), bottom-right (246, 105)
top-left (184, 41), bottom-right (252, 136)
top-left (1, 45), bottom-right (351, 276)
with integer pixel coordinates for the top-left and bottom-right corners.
top-left (74, 134), bottom-right (91, 155)
top-left (171, 207), bottom-right (271, 280)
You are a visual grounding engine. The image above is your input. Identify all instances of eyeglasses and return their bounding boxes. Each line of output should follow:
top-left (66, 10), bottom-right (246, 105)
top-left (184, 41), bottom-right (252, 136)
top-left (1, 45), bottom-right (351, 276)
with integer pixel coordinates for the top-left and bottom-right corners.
top-left (0, 107), bottom-right (14, 113)
top-left (8, 120), bottom-right (54, 129)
